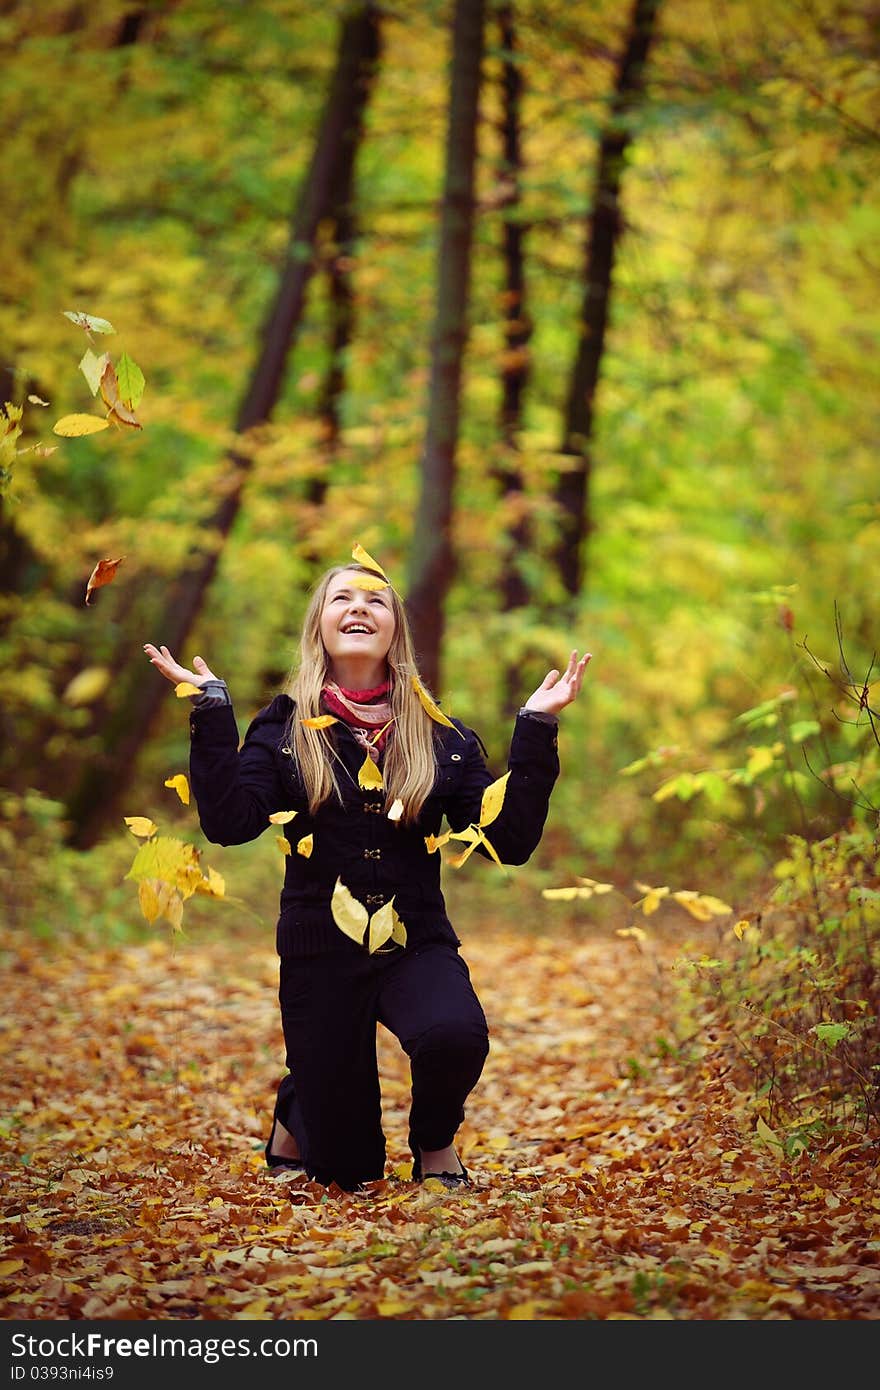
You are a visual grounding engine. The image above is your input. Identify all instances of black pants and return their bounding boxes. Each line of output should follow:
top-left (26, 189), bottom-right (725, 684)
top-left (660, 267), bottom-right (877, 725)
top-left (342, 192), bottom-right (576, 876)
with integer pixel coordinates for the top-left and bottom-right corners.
top-left (272, 941), bottom-right (490, 1191)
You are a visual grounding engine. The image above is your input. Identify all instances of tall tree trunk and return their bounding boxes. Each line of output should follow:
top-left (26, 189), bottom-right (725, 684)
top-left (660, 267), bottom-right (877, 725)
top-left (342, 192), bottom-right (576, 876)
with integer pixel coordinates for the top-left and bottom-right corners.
top-left (65, 2), bottom-right (381, 849)
top-left (492, 2), bottom-right (532, 715)
top-left (552, 0), bottom-right (660, 602)
top-left (405, 0), bottom-right (486, 695)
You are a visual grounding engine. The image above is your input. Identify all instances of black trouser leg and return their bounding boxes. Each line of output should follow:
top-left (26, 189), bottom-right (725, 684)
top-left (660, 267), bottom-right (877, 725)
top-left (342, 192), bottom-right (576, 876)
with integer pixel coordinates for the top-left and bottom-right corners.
top-left (276, 953), bottom-right (386, 1191)
top-left (377, 943), bottom-right (490, 1162)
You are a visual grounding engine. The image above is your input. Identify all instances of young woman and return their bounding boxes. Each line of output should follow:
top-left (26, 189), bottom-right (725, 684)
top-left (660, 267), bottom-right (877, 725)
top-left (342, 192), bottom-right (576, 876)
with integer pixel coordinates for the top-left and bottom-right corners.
top-left (144, 558), bottom-right (589, 1192)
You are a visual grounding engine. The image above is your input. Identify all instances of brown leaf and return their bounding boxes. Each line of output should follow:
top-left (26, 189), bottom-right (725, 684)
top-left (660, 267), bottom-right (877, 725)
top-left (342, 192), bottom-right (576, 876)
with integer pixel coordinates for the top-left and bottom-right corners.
top-left (85, 556), bottom-right (124, 605)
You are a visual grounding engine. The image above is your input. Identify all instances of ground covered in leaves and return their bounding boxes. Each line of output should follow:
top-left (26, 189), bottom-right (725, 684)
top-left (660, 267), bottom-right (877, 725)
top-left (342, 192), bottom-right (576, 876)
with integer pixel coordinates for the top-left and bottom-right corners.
top-left (1, 919), bottom-right (877, 1321)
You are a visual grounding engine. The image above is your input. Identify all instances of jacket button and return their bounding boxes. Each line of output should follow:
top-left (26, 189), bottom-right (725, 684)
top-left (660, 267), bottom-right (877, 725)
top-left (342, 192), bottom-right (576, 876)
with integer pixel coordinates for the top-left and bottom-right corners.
top-left (364, 848), bottom-right (381, 859)
top-left (450, 753), bottom-right (461, 761)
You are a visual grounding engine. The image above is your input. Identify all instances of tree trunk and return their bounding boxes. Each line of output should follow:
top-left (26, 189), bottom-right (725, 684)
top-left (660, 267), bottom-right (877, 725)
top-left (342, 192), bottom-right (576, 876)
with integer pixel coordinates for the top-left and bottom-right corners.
top-left (405, 0), bottom-right (486, 695)
top-left (552, 0), bottom-right (660, 602)
top-left (492, 3), bottom-right (532, 715)
top-left (65, 2), bottom-right (381, 849)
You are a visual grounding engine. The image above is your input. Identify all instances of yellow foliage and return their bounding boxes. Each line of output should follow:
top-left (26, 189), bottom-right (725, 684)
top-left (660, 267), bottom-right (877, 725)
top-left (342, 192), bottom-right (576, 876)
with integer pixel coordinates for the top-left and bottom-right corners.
top-left (350, 542), bottom-right (390, 583)
top-left (357, 751), bottom-right (384, 790)
top-left (164, 774), bottom-right (190, 805)
top-left (124, 816), bottom-right (158, 838)
top-left (53, 414), bottom-right (109, 436)
top-left (296, 833), bottom-right (314, 858)
top-left (62, 667), bottom-right (111, 706)
top-left (411, 676), bottom-right (463, 735)
top-left (479, 771), bottom-right (510, 827)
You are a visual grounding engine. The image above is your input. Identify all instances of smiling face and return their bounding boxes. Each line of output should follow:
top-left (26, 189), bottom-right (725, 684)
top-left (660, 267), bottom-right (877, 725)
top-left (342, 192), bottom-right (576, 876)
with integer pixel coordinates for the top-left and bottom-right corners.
top-left (318, 568), bottom-right (396, 688)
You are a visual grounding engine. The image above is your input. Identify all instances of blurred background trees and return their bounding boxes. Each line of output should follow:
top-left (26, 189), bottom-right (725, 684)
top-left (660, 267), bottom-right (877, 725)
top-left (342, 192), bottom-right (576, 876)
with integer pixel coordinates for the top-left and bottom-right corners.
top-left (1, 0), bottom-right (877, 921)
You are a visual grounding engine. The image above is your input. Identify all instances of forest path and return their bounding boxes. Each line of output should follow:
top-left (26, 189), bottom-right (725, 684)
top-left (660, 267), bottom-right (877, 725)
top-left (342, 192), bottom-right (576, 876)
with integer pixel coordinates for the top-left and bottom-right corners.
top-left (1, 922), bottom-right (876, 1320)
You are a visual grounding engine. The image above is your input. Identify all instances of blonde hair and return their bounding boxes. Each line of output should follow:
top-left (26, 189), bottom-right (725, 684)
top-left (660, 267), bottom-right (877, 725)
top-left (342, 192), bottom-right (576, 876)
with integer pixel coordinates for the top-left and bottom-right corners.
top-left (282, 564), bottom-right (441, 822)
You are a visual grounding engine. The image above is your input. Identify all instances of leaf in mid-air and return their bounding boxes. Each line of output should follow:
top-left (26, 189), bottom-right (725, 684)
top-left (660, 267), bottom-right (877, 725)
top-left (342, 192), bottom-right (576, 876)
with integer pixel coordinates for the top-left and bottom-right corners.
top-left (296, 833), bottom-right (314, 858)
top-left (479, 771), bottom-right (510, 827)
top-left (268, 810), bottom-right (297, 824)
top-left (99, 361), bottom-right (142, 430)
top-left (164, 774), bottom-right (190, 805)
top-left (124, 816), bottom-right (158, 838)
top-left (301, 714), bottom-right (338, 729)
top-left (84, 556), bottom-right (124, 604)
top-left (387, 798), bottom-right (404, 822)
top-left (115, 351), bottom-right (146, 408)
top-left (351, 542), bottom-right (390, 582)
top-left (367, 899), bottom-right (395, 954)
top-left (331, 878), bottom-right (369, 946)
top-left (62, 666), bottom-right (111, 705)
top-left (174, 682), bottom-right (203, 697)
top-left (54, 414), bottom-right (110, 437)
top-left (63, 310), bottom-right (115, 335)
top-left (412, 676), bottom-right (464, 736)
top-left (79, 350), bottom-right (110, 396)
top-left (358, 751), bottom-right (384, 790)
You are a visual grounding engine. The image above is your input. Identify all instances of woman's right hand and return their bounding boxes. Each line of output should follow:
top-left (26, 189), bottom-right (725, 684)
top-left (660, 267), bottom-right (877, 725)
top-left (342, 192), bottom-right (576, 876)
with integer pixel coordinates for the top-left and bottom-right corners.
top-left (143, 643), bottom-right (219, 688)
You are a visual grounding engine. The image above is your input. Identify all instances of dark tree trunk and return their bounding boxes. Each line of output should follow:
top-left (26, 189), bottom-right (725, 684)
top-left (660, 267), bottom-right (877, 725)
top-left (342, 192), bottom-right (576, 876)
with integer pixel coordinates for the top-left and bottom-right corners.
top-left (492, 3), bottom-right (532, 716)
top-left (404, 0), bottom-right (486, 696)
top-left (552, 0), bottom-right (660, 602)
top-left (65, 2), bottom-right (381, 849)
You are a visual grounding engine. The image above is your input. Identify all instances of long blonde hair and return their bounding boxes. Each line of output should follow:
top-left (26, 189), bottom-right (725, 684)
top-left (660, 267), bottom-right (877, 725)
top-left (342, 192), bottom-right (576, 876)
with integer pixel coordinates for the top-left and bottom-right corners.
top-left (283, 564), bottom-right (441, 821)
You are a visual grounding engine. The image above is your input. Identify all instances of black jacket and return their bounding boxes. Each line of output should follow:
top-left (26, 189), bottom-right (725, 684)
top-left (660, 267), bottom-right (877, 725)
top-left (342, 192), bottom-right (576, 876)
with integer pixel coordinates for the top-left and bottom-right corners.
top-left (189, 694), bottom-right (560, 958)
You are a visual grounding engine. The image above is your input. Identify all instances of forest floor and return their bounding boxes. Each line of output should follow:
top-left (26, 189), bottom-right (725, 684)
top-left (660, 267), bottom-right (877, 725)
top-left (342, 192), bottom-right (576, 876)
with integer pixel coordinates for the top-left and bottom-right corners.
top-left (1, 917), bottom-right (878, 1322)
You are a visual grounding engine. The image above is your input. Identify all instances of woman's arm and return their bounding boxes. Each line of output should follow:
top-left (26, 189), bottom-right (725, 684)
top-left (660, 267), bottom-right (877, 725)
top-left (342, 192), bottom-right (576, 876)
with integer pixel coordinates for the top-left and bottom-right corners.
top-left (144, 643), bottom-right (291, 846)
top-left (441, 650), bottom-right (591, 866)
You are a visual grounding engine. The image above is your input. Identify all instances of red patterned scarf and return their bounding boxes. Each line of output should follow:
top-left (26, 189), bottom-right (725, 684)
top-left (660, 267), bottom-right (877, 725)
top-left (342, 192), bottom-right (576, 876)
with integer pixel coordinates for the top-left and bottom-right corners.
top-left (321, 681), bottom-right (394, 761)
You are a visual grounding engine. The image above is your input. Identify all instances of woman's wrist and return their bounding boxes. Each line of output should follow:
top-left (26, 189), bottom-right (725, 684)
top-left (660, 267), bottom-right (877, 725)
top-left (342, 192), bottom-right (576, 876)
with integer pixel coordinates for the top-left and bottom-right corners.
top-left (518, 706), bottom-right (558, 725)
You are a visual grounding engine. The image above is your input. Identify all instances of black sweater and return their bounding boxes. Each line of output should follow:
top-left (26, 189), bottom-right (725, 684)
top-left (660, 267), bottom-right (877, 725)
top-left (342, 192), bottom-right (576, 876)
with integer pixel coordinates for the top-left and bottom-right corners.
top-left (188, 694), bottom-right (560, 958)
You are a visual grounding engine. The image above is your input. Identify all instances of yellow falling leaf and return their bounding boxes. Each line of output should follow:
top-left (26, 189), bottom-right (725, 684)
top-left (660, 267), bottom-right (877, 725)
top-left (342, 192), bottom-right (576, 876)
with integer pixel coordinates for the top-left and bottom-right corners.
top-left (269, 810), bottom-right (298, 824)
top-left (477, 830), bottom-right (503, 868)
top-left (446, 826), bottom-right (482, 868)
top-left (164, 774), bottom-right (190, 806)
top-left (479, 771), bottom-right (510, 827)
top-left (733, 918), bottom-right (752, 940)
top-left (124, 816), bottom-right (157, 838)
top-left (194, 866), bottom-right (225, 898)
top-left (391, 910), bottom-right (407, 947)
top-left (174, 682), bottom-right (202, 698)
top-left (425, 830), bottom-right (452, 854)
top-left (368, 898), bottom-right (396, 953)
top-left (577, 876), bottom-right (614, 893)
top-left (138, 878), bottom-right (162, 924)
top-left (349, 569), bottom-right (389, 592)
top-left (542, 886), bottom-right (593, 901)
top-left (358, 751), bottom-right (384, 790)
top-left (635, 883), bottom-right (669, 915)
top-left (62, 666), bottom-right (111, 705)
top-left (296, 833), bottom-right (314, 858)
top-left (301, 714), bottom-right (338, 729)
top-left (351, 542), bottom-right (390, 582)
top-left (616, 926), bottom-right (648, 942)
top-left (331, 878), bottom-right (369, 947)
top-left (412, 676), bottom-right (465, 736)
top-left (53, 413), bottom-right (111, 437)
top-left (387, 798), bottom-right (404, 822)
top-left (276, 836), bottom-right (291, 856)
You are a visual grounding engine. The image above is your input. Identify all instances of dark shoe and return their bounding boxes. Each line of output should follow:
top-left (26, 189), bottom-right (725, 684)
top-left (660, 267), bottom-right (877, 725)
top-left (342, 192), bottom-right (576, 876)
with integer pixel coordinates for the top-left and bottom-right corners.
top-left (411, 1142), bottom-right (470, 1188)
top-left (265, 1115), bottom-right (306, 1174)
top-left (422, 1167), bottom-right (471, 1190)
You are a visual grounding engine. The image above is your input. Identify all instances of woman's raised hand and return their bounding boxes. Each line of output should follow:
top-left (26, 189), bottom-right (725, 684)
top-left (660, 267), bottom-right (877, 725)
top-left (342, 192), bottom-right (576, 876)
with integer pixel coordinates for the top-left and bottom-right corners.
top-left (523, 650), bottom-right (591, 717)
top-left (143, 644), bottom-right (219, 688)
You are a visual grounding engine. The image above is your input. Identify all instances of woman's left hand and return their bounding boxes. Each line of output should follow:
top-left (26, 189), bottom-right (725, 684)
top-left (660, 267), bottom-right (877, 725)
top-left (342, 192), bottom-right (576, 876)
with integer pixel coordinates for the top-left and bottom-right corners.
top-left (524, 650), bottom-right (591, 717)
